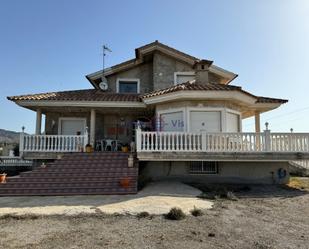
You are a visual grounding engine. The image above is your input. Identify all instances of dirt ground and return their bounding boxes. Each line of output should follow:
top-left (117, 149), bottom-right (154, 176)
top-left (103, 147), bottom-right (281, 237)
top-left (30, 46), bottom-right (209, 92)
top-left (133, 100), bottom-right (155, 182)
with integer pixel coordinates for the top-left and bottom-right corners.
top-left (0, 181), bottom-right (213, 216)
top-left (0, 179), bottom-right (308, 249)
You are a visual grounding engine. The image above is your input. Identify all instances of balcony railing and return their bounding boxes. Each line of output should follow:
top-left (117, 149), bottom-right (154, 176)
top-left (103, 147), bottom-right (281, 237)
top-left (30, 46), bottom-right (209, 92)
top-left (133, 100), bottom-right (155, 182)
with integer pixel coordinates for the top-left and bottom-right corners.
top-left (20, 134), bottom-right (89, 153)
top-left (136, 129), bottom-right (309, 153)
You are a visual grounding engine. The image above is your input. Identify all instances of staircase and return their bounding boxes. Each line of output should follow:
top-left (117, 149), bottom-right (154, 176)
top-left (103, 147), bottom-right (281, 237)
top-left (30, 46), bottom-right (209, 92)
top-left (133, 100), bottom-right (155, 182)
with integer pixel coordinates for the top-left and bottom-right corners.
top-left (289, 160), bottom-right (309, 176)
top-left (0, 152), bottom-right (138, 196)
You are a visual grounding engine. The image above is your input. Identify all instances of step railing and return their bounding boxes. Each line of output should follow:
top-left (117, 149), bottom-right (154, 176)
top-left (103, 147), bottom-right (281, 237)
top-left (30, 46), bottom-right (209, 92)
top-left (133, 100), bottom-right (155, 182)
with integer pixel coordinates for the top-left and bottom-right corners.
top-left (289, 160), bottom-right (309, 169)
top-left (20, 134), bottom-right (89, 153)
top-left (136, 129), bottom-right (309, 153)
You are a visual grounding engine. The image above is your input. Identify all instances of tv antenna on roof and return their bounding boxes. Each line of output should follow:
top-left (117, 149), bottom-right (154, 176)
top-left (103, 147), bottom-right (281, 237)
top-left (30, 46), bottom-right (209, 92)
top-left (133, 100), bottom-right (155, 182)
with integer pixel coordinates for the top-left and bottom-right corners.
top-left (102, 45), bottom-right (112, 82)
top-left (99, 45), bottom-right (112, 91)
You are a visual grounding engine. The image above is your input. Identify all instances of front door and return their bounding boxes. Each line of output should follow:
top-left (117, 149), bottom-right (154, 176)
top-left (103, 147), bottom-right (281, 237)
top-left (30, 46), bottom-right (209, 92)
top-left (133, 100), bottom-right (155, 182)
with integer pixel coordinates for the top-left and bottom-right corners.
top-left (60, 118), bottom-right (86, 135)
top-left (190, 111), bottom-right (221, 132)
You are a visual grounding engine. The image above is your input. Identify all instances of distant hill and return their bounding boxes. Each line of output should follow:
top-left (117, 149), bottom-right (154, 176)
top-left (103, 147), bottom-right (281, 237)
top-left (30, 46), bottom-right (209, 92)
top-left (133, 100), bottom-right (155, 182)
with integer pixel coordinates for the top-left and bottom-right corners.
top-left (0, 129), bottom-right (21, 143)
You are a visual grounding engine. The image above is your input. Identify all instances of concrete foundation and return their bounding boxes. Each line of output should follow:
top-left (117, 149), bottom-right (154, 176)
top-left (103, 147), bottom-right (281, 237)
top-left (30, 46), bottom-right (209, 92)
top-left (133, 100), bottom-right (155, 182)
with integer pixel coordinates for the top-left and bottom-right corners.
top-left (140, 161), bottom-right (290, 184)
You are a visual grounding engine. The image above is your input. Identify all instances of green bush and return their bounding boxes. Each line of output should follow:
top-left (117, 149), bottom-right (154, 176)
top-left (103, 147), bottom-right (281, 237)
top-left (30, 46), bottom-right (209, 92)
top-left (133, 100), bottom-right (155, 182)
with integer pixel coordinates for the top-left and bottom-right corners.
top-left (190, 207), bottom-right (204, 217)
top-left (165, 207), bottom-right (186, 220)
top-left (136, 211), bottom-right (150, 219)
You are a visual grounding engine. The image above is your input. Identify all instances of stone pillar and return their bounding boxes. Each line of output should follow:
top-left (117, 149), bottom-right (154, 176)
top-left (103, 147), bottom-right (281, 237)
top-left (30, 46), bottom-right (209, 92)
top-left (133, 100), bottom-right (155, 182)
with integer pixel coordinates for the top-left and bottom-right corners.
top-left (255, 111), bottom-right (261, 133)
top-left (90, 109), bottom-right (96, 146)
top-left (254, 111), bottom-right (261, 149)
top-left (136, 127), bottom-right (141, 152)
top-left (20, 126), bottom-right (25, 157)
top-left (264, 122), bottom-right (271, 152)
top-left (35, 109), bottom-right (42, 135)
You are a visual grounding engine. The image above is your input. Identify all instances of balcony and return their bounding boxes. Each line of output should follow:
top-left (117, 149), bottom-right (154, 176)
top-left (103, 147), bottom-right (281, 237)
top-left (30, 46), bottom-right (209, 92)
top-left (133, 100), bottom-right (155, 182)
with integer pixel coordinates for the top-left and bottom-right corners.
top-left (136, 129), bottom-right (309, 161)
top-left (18, 129), bottom-right (309, 161)
top-left (19, 133), bottom-right (89, 159)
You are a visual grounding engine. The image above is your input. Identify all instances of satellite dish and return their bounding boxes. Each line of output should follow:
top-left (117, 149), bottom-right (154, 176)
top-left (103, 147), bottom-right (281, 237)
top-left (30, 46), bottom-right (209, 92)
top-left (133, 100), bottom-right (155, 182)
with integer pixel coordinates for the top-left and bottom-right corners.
top-left (99, 82), bottom-right (108, 91)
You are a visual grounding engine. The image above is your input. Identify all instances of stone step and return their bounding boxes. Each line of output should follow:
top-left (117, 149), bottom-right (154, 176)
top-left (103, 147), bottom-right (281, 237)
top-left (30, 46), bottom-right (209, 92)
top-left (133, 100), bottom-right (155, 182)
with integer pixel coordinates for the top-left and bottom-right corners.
top-left (0, 152), bottom-right (138, 196)
top-left (20, 164), bottom-right (134, 172)
top-left (8, 175), bottom-right (137, 182)
top-left (0, 187), bottom-right (137, 196)
top-left (20, 169), bottom-right (137, 177)
top-left (61, 152), bottom-right (130, 159)
top-left (44, 163), bottom-right (128, 169)
top-left (0, 180), bottom-right (137, 188)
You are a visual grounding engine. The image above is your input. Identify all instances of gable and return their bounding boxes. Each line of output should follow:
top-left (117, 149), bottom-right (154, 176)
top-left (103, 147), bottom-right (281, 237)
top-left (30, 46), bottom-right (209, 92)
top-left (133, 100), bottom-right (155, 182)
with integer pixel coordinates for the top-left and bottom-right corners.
top-left (86, 41), bottom-right (237, 89)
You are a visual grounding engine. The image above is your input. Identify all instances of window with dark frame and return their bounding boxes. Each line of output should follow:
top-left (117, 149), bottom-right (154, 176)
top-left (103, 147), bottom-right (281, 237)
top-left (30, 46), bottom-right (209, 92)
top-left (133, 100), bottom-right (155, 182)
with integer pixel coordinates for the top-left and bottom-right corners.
top-left (189, 161), bottom-right (218, 174)
top-left (118, 81), bottom-right (138, 93)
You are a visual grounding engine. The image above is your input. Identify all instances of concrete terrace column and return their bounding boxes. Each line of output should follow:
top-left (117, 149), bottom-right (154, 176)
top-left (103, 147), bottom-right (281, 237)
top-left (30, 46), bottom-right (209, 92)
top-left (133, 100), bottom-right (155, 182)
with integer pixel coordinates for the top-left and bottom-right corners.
top-left (35, 109), bottom-right (42, 135)
top-left (255, 111), bottom-right (261, 133)
top-left (90, 109), bottom-right (96, 146)
top-left (255, 111), bottom-right (261, 149)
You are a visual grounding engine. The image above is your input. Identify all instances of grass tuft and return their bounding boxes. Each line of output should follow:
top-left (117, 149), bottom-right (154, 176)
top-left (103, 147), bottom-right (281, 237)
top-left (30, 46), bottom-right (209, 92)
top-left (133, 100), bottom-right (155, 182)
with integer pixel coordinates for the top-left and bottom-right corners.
top-left (164, 207), bottom-right (186, 220)
top-left (136, 211), bottom-right (150, 219)
top-left (190, 207), bottom-right (204, 217)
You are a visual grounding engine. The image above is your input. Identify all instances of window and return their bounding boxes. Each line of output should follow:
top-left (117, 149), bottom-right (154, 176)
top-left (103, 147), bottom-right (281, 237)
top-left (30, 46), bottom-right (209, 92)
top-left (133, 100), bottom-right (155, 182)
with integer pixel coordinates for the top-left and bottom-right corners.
top-left (174, 72), bottom-right (195, 85)
top-left (190, 111), bottom-right (221, 132)
top-left (189, 161), bottom-right (218, 174)
top-left (58, 118), bottom-right (86, 135)
top-left (226, 112), bottom-right (240, 132)
top-left (117, 78), bottom-right (140, 93)
top-left (159, 111), bottom-right (184, 131)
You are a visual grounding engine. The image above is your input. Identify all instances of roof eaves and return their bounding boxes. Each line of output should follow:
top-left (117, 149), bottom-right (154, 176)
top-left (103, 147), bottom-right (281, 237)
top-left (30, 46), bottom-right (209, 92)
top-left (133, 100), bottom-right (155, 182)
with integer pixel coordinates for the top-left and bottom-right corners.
top-left (256, 96), bottom-right (288, 104)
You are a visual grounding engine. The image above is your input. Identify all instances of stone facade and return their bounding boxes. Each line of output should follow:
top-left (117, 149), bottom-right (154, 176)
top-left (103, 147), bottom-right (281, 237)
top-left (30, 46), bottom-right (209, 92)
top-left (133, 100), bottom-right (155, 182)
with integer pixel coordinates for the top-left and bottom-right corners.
top-left (103, 51), bottom-right (223, 94)
top-left (106, 61), bottom-right (153, 94)
top-left (45, 112), bottom-right (91, 135)
top-left (152, 52), bottom-right (193, 90)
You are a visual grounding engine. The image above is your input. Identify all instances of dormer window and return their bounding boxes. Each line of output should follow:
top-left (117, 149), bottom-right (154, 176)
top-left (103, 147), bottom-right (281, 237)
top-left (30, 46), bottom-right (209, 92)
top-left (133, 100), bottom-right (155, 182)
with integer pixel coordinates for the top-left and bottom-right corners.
top-left (174, 72), bottom-right (195, 85)
top-left (117, 78), bottom-right (140, 93)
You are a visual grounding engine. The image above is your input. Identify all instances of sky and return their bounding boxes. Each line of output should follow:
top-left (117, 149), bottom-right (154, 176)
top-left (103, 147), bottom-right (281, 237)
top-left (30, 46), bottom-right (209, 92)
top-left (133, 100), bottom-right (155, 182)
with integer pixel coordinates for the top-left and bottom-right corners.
top-left (0, 0), bottom-right (308, 133)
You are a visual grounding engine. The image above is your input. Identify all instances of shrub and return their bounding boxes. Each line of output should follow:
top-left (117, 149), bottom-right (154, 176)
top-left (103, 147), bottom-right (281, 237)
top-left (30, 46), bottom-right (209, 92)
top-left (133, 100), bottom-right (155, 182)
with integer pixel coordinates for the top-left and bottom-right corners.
top-left (226, 191), bottom-right (238, 201)
top-left (190, 207), bottom-right (204, 217)
top-left (215, 187), bottom-right (228, 198)
top-left (165, 207), bottom-right (186, 220)
top-left (136, 211), bottom-right (150, 219)
top-left (0, 214), bottom-right (39, 220)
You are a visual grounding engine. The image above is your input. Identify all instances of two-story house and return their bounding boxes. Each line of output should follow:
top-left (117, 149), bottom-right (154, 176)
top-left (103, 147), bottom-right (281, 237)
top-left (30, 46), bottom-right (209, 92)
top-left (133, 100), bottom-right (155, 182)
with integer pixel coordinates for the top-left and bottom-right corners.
top-left (2, 41), bottom-right (309, 196)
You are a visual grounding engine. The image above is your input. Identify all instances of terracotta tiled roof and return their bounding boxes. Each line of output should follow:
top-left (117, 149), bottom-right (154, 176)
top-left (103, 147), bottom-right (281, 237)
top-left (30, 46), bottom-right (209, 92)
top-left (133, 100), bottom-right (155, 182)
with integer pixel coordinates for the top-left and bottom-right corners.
top-left (142, 81), bottom-right (288, 104)
top-left (142, 81), bottom-right (254, 98)
top-left (7, 83), bottom-right (288, 105)
top-left (7, 89), bottom-right (142, 102)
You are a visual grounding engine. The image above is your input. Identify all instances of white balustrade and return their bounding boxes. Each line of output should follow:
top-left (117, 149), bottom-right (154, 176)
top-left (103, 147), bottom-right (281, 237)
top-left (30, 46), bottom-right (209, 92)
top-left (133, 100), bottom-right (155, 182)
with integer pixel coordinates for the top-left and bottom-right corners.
top-left (0, 157), bottom-right (33, 167)
top-left (18, 131), bottom-right (309, 154)
top-left (20, 134), bottom-right (88, 153)
top-left (136, 130), bottom-right (309, 153)
top-left (270, 133), bottom-right (309, 152)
